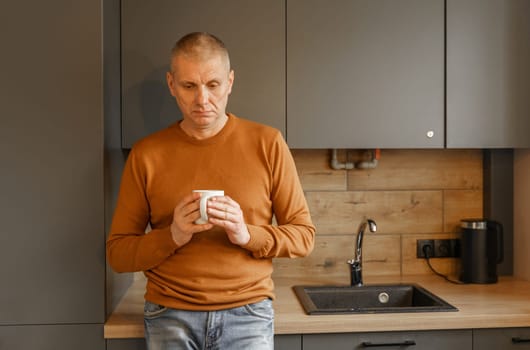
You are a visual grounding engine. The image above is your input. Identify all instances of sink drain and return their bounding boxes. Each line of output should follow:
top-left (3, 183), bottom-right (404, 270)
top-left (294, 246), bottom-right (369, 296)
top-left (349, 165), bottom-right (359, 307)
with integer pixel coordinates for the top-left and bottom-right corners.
top-left (378, 292), bottom-right (390, 304)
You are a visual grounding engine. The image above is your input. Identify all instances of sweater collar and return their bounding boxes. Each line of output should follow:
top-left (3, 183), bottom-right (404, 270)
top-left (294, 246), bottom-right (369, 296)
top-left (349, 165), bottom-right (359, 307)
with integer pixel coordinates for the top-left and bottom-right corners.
top-left (171, 113), bottom-right (237, 145)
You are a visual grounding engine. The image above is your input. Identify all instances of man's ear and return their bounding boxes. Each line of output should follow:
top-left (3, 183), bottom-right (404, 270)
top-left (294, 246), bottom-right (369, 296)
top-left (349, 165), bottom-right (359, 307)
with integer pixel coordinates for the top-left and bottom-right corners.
top-left (166, 71), bottom-right (176, 97)
top-left (228, 69), bottom-right (235, 95)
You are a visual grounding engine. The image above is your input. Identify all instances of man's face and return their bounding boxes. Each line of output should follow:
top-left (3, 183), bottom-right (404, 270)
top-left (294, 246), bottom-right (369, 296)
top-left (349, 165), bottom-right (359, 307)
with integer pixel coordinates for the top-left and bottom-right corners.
top-left (166, 54), bottom-right (234, 129)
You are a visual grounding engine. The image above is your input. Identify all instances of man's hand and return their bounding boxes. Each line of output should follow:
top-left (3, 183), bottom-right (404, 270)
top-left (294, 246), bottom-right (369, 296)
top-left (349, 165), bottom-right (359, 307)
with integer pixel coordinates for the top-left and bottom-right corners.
top-left (207, 195), bottom-right (250, 246)
top-left (170, 192), bottom-right (213, 246)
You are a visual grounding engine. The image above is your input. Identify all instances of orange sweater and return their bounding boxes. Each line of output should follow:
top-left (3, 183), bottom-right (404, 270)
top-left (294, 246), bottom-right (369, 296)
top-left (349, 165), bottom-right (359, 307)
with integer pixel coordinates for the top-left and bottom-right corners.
top-left (107, 114), bottom-right (315, 310)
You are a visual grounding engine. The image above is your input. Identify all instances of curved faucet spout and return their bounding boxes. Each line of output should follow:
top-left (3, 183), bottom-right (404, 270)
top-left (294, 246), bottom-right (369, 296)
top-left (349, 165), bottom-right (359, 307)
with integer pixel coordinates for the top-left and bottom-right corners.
top-left (354, 219), bottom-right (377, 263)
top-left (348, 218), bottom-right (377, 286)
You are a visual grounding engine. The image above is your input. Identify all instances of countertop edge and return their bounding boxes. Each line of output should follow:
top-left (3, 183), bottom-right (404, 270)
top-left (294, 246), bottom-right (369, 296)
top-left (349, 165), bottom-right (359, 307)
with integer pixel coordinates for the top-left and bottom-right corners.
top-left (105, 275), bottom-right (530, 339)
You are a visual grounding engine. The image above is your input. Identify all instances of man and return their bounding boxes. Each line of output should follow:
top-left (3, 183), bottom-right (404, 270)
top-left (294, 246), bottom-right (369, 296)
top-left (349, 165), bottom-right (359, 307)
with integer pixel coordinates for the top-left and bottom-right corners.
top-left (107, 32), bottom-right (315, 349)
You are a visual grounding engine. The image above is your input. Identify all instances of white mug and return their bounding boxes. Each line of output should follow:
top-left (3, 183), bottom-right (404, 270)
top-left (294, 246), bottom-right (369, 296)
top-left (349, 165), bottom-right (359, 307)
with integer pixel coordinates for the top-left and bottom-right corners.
top-left (192, 190), bottom-right (224, 224)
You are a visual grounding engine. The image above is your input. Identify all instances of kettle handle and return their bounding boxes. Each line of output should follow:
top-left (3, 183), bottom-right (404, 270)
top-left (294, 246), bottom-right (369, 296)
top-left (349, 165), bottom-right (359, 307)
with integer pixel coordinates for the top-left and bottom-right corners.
top-left (488, 220), bottom-right (504, 264)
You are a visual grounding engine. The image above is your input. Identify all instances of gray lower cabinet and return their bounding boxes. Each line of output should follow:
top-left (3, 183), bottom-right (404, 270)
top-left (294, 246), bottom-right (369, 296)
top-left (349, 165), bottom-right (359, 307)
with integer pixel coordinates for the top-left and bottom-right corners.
top-left (103, 329), bottom-right (530, 350)
top-left (473, 328), bottom-right (530, 350)
top-left (106, 335), bottom-right (299, 349)
top-left (120, 0), bottom-right (286, 148)
top-left (0, 325), bottom-right (104, 350)
top-left (446, 0), bottom-right (530, 148)
top-left (106, 338), bottom-right (146, 350)
top-left (287, 0), bottom-right (444, 149)
top-left (303, 330), bottom-right (472, 350)
top-left (276, 334), bottom-right (302, 349)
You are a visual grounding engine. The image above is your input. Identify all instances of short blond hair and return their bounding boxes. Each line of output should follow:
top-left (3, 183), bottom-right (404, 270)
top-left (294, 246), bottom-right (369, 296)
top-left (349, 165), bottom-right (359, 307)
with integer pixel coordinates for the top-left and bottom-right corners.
top-left (170, 32), bottom-right (231, 72)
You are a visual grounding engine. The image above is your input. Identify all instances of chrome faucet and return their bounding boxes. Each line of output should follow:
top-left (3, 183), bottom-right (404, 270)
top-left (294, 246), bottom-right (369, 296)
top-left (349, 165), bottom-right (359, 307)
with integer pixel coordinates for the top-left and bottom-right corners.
top-left (347, 218), bottom-right (377, 286)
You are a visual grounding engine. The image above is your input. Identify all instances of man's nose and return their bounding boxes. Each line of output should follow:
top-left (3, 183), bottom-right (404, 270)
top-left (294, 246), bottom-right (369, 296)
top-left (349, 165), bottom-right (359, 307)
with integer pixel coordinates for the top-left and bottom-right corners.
top-left (195, 86), bottom-right (209, 105)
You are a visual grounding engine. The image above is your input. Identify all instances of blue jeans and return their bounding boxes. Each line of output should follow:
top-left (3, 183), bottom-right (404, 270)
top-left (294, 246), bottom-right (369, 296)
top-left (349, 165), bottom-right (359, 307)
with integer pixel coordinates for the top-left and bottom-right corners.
top-left (144, 299), bottom-right (274, 350)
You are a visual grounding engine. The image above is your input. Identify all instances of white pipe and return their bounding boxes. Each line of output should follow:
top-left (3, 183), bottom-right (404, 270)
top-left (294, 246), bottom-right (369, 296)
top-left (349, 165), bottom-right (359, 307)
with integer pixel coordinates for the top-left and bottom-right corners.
top-left (356, 158), bottom-right (379, 169)
top-left (330, 149), bottom-right (380, 170)
top-left (356, 149), bottom-right (379, 169)
top-left (330, 149), bottom-right (355, 170)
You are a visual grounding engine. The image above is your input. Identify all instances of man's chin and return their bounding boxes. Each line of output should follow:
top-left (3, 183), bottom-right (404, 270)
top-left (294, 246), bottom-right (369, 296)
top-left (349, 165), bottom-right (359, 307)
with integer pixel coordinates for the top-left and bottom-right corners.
top-left (191, 112), bottom-right (215, 120)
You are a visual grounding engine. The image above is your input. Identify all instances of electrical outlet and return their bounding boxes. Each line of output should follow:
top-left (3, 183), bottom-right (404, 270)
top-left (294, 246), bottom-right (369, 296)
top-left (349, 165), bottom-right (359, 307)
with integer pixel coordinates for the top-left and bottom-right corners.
top-left (417, 239), bottom-right (460, 258)
top-left (434, 239), bottom-right (452, 257)
top-left (416, 239), bottom-right (434, 258)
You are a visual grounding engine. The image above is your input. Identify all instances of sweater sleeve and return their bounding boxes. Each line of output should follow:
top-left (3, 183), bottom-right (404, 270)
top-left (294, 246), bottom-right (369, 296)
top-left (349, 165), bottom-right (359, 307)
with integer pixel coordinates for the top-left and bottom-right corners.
top-left (106, 148), bottom-right (178, 273)
top-left (243, 133), bottom-right (315, 258)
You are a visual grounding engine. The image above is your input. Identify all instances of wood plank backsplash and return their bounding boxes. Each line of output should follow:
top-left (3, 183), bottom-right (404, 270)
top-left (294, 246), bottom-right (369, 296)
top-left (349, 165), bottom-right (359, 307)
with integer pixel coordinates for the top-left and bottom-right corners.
top-left (272, 149), bottom-right (483, 283)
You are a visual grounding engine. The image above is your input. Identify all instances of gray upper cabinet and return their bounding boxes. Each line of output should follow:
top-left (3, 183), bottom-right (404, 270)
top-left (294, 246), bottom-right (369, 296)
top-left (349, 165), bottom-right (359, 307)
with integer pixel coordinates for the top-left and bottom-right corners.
top-left (286, 0), bottom-right (445, 148)
top-left (121, 0), bottom-right (285, 148)
top-left (447, 0), bottom-right (530, 148)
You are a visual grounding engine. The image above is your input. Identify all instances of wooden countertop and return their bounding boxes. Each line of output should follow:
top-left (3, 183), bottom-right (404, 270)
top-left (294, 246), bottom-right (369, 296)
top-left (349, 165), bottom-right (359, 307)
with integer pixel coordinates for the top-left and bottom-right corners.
top-left (104, 275), bottom-right (530, 339)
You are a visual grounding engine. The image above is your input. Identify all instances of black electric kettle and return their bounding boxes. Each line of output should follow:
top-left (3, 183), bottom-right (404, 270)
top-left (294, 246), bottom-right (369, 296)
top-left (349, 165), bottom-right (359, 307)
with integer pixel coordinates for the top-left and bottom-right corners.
top-left (459, 219), bottom-right (503, 284)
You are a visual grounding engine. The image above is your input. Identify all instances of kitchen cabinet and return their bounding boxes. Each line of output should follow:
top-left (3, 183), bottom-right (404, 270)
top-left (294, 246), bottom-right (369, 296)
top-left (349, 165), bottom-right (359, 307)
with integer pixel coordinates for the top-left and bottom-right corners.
top-left (0, 325), bottom-right (104, 350)
top-left (446, 0), bottom-right (530, 148)
top-left (106, 339), bottom-right (146, 350)
top-left (120, 0), bottom-right (530, 150)
top-left (303, 330), bottom-right (472, 350)
top-left (276, 334), bottom-right (302, 349)
top-left (106, 335), bottom-right (299, 349)
top-left (286, 0), bottom-right (444, 148)
top-left (120, 0), bottom-right (285, 148)
top-left (474, 328), bottom-right (530, 350)
top-left (0, 0), bottom-right (104, 347)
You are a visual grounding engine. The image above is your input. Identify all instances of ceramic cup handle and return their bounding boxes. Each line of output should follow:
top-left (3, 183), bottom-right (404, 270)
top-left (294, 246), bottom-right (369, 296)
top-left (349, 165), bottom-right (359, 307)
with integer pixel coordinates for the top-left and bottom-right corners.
top-left (192, 190), bottom-right (224, 224)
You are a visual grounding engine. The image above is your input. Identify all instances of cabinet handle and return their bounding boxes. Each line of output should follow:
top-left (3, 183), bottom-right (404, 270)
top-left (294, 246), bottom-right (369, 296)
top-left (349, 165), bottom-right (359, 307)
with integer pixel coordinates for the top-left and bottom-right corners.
top-left (512, 337), bottom-right (530, 344)
top-left (361, 340), bottom-right (416, 347)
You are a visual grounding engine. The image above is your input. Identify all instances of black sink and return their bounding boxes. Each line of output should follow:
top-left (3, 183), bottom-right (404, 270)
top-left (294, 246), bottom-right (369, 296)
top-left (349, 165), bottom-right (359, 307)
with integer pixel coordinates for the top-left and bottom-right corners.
top-left (293, 284), bottom-right (458, 315)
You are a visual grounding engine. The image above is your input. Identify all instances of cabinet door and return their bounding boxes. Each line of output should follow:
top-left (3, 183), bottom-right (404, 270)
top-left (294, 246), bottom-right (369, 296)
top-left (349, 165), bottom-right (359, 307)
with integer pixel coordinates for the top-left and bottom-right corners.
top-left (447, 0), bottom-right (530, 148)
top-left (287, 0), bottom-right (444, 148)
top-left (474, 328), bottom-right (530, 350)
top-left (303, 330), bottom-right (472, 350)
top-left (275, 334), bottom-right (302, 350)
top-left (106, 335), bottom-right (299, 350)
top-left (0, 325), bottom-right (104, 350)
top-left (121, 0), bottom-right (286, 148)
top-left (107, 338), bottom-right (146, 350)
top-left (0, 0), bottom-right (104, 325)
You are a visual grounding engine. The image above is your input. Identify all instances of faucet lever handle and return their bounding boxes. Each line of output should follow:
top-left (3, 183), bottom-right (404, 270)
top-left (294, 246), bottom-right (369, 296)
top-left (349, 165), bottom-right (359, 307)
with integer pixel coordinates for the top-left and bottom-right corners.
top-left (349, 261), bottom-right (363, 286)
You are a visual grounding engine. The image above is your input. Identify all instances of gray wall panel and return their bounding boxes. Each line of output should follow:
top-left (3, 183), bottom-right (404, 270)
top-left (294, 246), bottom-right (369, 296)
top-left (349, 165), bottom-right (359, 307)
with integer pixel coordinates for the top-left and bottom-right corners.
top-left (0, 0), bottom-right (104, 325)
